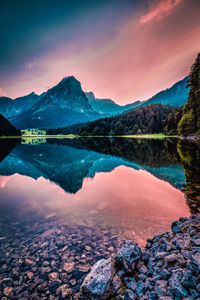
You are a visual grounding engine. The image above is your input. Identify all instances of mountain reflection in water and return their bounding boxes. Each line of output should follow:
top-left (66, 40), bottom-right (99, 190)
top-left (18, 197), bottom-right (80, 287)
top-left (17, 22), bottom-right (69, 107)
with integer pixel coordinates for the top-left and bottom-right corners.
top-left (0, 137), bottom-right (199, 246)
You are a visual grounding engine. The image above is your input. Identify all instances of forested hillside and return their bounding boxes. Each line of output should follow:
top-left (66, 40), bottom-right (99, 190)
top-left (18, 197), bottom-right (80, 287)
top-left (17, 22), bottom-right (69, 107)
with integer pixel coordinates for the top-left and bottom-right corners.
top-left (48, 104), bottom-right (182, 136)
top-left (178, 53), bottom-right (200, 136)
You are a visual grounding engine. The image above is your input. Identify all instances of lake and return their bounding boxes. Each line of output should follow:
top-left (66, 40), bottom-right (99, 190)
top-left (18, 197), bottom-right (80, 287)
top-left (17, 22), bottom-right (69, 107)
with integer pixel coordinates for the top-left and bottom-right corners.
top-left (0, 137), bottom-right (199, 297)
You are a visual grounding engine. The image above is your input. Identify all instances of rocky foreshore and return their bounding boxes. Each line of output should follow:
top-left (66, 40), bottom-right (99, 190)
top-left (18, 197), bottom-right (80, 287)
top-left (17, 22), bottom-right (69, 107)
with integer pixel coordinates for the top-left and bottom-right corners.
top-left (0, 214), bottom-right (123, 299)
top-left (80, 214), bottom-right (200, 299)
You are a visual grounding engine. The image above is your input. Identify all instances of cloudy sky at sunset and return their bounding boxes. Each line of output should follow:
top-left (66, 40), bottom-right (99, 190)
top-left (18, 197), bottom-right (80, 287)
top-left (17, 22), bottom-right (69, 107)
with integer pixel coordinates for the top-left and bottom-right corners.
top-left (0, 0), bottom-right (200, 104)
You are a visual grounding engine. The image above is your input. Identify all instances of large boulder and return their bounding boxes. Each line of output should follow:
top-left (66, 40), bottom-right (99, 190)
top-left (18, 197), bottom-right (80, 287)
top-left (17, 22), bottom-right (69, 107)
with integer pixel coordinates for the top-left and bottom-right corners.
top-left (80, 258), bottom-right (114, 299)
top-left (115, 240), bottom-right (142, 272)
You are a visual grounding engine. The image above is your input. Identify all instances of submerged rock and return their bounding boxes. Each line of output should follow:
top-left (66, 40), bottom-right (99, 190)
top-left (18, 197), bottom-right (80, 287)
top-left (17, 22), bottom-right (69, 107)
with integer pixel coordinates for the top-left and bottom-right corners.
top-left (56, 284), bottom-right (72, 298)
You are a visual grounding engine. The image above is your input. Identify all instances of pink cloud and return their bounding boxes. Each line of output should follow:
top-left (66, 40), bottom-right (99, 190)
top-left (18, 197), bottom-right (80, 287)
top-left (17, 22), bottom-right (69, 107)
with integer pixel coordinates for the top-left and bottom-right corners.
top-left (139, 0), bottom-right (183, 25)
top-left (4, 0), bottom-right (200, 104)
top-left (0, 176), bottom-right (10, 188)
top-left (25, 62), bottom-right (36, 70)
top-left (0, 87), bottom-right (6, 97)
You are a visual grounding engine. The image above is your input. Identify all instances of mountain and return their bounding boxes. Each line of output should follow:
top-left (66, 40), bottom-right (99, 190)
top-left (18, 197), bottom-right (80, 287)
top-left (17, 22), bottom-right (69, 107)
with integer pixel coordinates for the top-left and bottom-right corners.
top-left (0, 113), bottom-right (21, 136)
top-left (85, 92), bottom-right (122, 115)
top-left (10, 77), bottom-right (100, 129)
top-left (178, 53), bottom-right (200, 136)
top-left (128, 76), bottom-right (189, 112)
top-left (85, 76), bottom-right (188, 116)
top-left (48, 104), bottom-right (182, 136)
top-left (1, 75), bottom-right (188, 130)
top-left (0, 92), bottom-right (40, 118)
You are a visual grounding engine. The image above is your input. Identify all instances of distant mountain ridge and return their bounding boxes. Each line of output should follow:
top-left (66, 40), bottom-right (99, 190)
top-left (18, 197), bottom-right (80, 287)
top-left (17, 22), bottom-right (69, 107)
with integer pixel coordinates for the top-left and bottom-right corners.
top-left (85, 92), bottom-right (141, 115)
top-left (85, 76), bottom-right (189, 116)
top-left (138, 76), bottom-right (189, 109)
top-left (0, 92), bottom-right (40, 118)
top-left (1, 75), bottom-right (189, 130)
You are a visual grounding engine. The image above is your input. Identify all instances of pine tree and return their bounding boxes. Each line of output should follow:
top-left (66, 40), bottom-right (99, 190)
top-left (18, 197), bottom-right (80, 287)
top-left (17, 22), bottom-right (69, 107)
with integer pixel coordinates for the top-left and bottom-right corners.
top-left (178, 53), bottom-right (200, 136)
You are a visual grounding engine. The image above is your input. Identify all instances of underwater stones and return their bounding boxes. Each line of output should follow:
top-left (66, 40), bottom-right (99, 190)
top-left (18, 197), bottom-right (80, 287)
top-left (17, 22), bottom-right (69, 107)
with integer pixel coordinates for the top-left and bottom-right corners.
top-left (77, 263), bottom-right (91, 273)
top-left (0, 216), bottom-right (122, 298)
top-left (85, 245), bottom-right (92, 251)
top-left (63, 261), bottom-right (75, 273)
top-left (80, 258), bottom-right (114, 299)
top-left (115, 240), bottom-right (142, 272)
top-left (25, 258), bottom-right (36, 266)
top-left (48, 272), bottom-right (59, 280)
top-left (49, 280), bottom-right (61, 293)
top-left (3, 287), bottom-right (13, 297)
top-left (27, 272), bottom-right (34, 280)
top-left (56, 284), bottom-right (72, 297)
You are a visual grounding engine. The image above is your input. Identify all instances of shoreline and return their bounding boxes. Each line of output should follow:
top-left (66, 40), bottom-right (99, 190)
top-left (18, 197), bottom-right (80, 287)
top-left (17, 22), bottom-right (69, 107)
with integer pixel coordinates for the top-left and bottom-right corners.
top-left (0, 133), bottom-right (200, 140)
top-left (0, 134), bottom-right (181, 140)
top-left (80, 213), bottom-right (200, 299)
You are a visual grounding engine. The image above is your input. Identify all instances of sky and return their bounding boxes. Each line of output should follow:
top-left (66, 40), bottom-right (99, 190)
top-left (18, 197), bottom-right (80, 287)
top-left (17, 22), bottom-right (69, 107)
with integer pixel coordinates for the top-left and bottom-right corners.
top-left (0, 0), bottom-right (200, 104)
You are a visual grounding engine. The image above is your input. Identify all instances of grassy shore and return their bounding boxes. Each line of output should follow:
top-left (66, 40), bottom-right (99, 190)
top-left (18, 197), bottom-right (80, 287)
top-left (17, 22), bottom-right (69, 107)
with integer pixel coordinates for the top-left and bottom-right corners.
top-left (116, 133), bottom-right (178, 139)
top-left (79, 133), bottom-right (178, 139)
top-left (0, 133), bottom-right (178, 139)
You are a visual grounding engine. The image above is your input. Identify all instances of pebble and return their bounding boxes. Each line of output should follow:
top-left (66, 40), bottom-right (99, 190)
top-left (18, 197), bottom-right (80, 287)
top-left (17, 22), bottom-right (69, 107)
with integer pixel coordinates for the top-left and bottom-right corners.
top-left (63, 261), bottom-right (75, 273)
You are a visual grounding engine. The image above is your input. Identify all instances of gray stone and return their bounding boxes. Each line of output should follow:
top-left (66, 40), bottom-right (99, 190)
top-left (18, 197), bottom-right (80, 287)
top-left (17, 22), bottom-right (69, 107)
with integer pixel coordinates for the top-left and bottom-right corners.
top-left (115, 240), bottom-right (141, 272)
top-left (138, 273), bottom-right (147, 281)
top-left (169, 271), bottom-right (188, 298)
top-left (160, 269), bottom-right (171, 280)
top-left (191, 238), bottom-right (200, 246)
top-left (80, 258), bottom-right (114, 299)
top-left (191, 252), bottom-right (200, 266)
top-left (155, 252), bottom-right (166, 259)
top-left (171, 221), bottom-right (182, 234)
top-left (136, 281), bottom-right (145, 297)
top-left (155, 280), bottom-right (168, 297)
top-left (190, 288), bottom-right (199, 298)
top-left (165, 254), bottom-right (178, 263)
top-left (181, 269), bottom-right (197, 288)
top-left (125, 289), bottom-right (136, 299)
top-left (111, 273), bottom-right (122, 295)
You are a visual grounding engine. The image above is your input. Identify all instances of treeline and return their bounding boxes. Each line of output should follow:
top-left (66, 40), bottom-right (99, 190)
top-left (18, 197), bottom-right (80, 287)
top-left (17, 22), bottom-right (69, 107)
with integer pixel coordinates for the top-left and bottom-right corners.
top-left (178, 53), bottom-right (200, 136)
top-left (47, 104), bottom-right (182, 136)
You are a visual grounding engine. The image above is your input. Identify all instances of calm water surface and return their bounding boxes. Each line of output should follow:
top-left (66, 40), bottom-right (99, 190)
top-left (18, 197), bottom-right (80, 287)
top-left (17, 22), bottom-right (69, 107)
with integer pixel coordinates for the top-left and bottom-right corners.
top-left (0, 137), bottom-right (199, 296)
